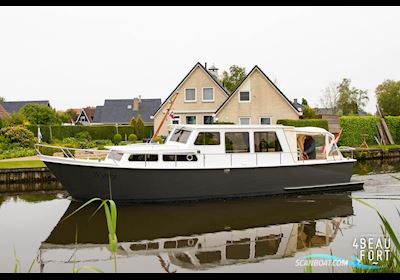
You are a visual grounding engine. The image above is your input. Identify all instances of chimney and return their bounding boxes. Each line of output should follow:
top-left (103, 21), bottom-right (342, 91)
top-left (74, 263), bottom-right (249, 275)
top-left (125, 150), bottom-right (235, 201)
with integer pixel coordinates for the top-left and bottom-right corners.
top-left (133, 97), bottom-right (140, 111)
top-left (205, 62), bottom-right (207, 69)
top-left (293, 98), bottom-right (298, 105)
top-left (208, 63), bottom-right (219, 79)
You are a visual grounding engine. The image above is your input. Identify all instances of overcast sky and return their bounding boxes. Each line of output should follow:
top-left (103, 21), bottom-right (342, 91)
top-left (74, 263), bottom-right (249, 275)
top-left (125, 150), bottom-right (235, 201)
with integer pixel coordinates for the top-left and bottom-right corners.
top-left (0, 6), bottom-right (399, 113)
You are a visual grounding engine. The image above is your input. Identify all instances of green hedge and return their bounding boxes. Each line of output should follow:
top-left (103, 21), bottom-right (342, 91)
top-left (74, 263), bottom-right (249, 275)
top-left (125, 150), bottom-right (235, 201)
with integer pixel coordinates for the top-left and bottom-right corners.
top-left (27, 124), bottom-right (154, 143)
top-left (385, 116), bottom-right (400, 144)
top-left (276, 119), bottom-right (329, 130)
top-left (338, 116), bottom-right (379, 147)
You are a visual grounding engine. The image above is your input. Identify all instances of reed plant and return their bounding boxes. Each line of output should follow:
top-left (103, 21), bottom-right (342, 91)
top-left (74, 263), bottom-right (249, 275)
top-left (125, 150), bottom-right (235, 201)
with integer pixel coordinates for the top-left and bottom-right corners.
top-left (62, 198), bottom-right (118, 273)
top-left (12, 245), bottom-right (35, 273)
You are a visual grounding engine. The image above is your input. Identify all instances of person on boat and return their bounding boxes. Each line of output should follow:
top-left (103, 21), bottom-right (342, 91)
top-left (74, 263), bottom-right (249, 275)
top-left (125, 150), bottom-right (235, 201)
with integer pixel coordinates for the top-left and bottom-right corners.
top-left (303, 136), bottom-right (316, 159)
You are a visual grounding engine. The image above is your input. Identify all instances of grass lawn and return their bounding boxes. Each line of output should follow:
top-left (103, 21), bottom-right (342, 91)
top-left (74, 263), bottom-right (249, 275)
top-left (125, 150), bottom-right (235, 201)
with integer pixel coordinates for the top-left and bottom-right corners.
top-left (0, 160), bottom-right (46, 169)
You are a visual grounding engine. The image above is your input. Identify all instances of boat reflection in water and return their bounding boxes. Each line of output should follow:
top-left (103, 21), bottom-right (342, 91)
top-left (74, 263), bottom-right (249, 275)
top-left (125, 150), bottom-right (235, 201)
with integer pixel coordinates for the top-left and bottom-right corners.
top-left (39, 192), bottom-right (354, 272)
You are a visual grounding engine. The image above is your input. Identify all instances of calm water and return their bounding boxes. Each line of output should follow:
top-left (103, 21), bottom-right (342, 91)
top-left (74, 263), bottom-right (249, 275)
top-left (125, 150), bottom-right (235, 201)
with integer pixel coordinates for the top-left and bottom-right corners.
top-left (1, 159), bottom-right (400, 273)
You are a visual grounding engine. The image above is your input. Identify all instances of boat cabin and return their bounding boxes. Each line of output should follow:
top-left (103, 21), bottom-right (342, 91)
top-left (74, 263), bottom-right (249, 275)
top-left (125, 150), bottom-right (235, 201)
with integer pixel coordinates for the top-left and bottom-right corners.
top-left (105, 124), bottom-right (343, 168)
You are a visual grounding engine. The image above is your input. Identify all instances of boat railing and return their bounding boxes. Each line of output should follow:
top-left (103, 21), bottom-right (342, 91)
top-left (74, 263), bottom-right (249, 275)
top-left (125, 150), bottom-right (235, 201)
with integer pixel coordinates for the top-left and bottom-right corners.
top-left (34, 144), bottom-right (120, 166)
top-left (34, 144), bottom-right (345, 168)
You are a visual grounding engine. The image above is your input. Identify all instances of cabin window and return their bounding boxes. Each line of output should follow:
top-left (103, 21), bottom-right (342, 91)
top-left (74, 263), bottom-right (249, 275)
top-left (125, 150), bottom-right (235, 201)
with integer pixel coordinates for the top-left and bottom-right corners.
top-left (254, 132), bottom-right (282, 152)
top-left (194, 132), bottom-right (220, 145)
top-left (108, 151), bottom-right (124, 161)
top-left (163, 154), bottom-right (198, 162)
top-left (169, 129), bottom-right (191, 143)
top-left (186, 116), bottom-right (196, 124)
top-left (239, 117), bottom-right (250, 125)
top-left (202, 87), bottom-right (214, 102)
top-left (225, 132), bottom-right (250, 153)
top-left (128, 154), bottom-right (158, 161)
top-left (204, 115), bottom-right (213, 124)
top-left (184, 88), bottom-right (196, 102)
top-left (260, 117), bottom-right (272, 125)
top-left (239, 91), bottom-right (250, 102)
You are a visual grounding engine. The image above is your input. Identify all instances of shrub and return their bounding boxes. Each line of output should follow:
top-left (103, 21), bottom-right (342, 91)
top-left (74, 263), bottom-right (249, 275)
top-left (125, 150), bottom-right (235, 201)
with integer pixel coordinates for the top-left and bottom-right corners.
top-left (276, 119), bottom-right (329, 130)
top-left (3, 112), bottom-right (27, 126)
top-left (113, 133), bottom-right (122, 144)
top-left (36, 145), bottom-right (60, 156)
top-left (135, 116), bottom-right (145, 140)
top-left (128, 133), bottom-right (137, 142)
top-left (0, 117), bottom-right (3, 129)
top-left (154, 136), bottom-right (164, 144)
top-left (92, 139), bottom-right (113, 146)
top-left (75, 131), bottom-right (92, 141)
top-left (385, 116), bottom-right (400, 144)
top-left (0, 125), bottom-right (35, 147)
top-left (0, 147), bottom-right (36, 160)
top-left (338, 116), bottom-right (379, 147)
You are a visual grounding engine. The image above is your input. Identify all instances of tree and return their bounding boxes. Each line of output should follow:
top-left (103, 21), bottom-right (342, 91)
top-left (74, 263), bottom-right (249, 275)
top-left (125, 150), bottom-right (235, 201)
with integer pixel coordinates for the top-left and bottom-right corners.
top-left (221, 65), bottom-right (246, 93)
top-left (376, 80), bottom-right (400, 116)
top-left (58, 109), bottom-right (79, 123)
top-left (336, 78), bottom-right (369, 116)
top-left (130, 116), bottom-right (137, 128)
top-left (135, 115), bottom-right (145, 140)
top-left (20, 104), bottom-right (60, 125)
top-left (319, 82), bottom-right (339, 114)
top-left (301, 98), bottom-right (308, 106)
top-left (0, 96), bottom-right (5, 102)
top-left (3, 112), bottom-right (27, 126)
top-left (302, 105), bottom-right (317, 119)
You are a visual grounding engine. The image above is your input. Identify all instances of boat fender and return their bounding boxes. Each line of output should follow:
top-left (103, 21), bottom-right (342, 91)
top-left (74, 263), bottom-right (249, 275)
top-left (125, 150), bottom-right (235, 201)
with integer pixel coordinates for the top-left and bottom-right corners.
top-left (186, 154), bottom-right (194, 161)
top-left (224, 168), bottom-right (230, 174)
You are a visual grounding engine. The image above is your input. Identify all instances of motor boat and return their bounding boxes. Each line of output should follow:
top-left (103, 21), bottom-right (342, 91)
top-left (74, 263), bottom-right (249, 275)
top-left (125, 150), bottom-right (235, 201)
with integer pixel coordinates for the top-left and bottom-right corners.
top-left (35, 124), bottom-right (363, 202)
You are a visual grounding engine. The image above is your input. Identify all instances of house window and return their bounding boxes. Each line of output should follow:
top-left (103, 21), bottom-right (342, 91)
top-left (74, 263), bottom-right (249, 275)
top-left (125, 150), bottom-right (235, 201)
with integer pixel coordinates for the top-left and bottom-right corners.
top-left (171, 116), bottom-right (180, 125)
top-left (194, 132), bottom-right (220, 145)
top-left (186, 116), bottom-right (196, 125)
top-left (184, 88), bottom-right (196, 102)
top-left (254, 132), bottom-right (282, 152)
top-left (239, 117), bottom-right (251, 125)
top-left (203, 115), bottom-right (214, 124)
top-left (239, 91), bottom-right (250, 102)
top-left (260, 117), bottom-right (272, 125)
top-left (225, 132), bottom-right (250, 153)
top-left (202, 88), bottom-right (214, 102)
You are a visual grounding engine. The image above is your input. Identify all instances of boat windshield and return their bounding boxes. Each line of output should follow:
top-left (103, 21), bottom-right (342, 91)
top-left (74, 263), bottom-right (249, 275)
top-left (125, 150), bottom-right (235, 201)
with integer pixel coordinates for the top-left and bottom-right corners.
top-left (169, 129), bottom-right (191, 144)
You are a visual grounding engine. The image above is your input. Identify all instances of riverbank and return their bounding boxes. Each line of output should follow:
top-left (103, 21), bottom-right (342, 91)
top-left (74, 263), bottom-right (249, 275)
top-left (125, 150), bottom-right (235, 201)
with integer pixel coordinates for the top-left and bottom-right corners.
top-left (0, 167), bottom-right (57, 186)
top-left (341, 147), bottom-right (400, 160)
